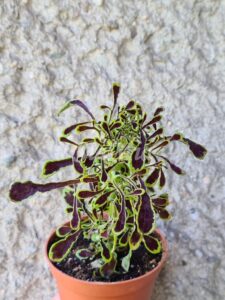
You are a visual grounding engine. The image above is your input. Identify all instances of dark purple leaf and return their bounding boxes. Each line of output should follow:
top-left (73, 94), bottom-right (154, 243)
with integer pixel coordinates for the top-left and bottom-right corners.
top-left (183, 138), bottom-right (207, 160)
top-left (101, 242), bottom-right (111, 261)
top-left (156, 207), bottom-right (171, 220)
top-left (68, 100), bottom-right (95, 120)
top-left (126, 100), bottom-right (135, 110)
top-left (76, 125), bottom-right (99, 133)
top-left (9, 178), bottom-right (82, 202)
top-left (73, 148), bottom-right (83, 174)
top-left (101, 160), bottom-right (108, 182)
top-left (138, 193), bottom-right (155, 234)
top-left (59, 137), bottom-right (79, 146)
top-left (65, 207), bottom-right (73, 214)
top-left (63, 121), bottom-right (91, 136)
top-left (112, 83), bottom-right (120, 109)
top-left (101, 122), bottom-right (111, 137)
top-left (100, 256), bottom-right (117, 278)
top-left (110, 121), bottom-right (122, 131)
top-left (114, 192), bottom-right (126, 234)
top-left (100, 105), bottom-right (111, 110)
top-left (143, 115), bottom-right (162, 129)
top-left (130, 227), bottom-right (142, 250)
top-left (170, 133), bottom-right (183, 141)
top-left (119, 230), bottom-right (129, 246)
top-left (131, 131), bottom-right (146, 170)
top-left (146, 168), bottom-right (160, 187)
top-left (76, 249), bottom-right (93, 259)
top-left (82, 176), bottom-right (99, 183)
top-left (56, 224), bottom-right (72, 237)
top-left (101, 230), bottom-right (109, 239)
top-left (64, 189), bottom-right (74, 207)
top-left (127, 216), bottom-right (134, 224)
top-left (77, 189), bottom-right (103, 199)
top-left (152, 197), bottom-right (169, 207)
top-left (159, 155), bottom-right (185, 175)
top-left (82, 138), bottom-right (95, 143)
top-left (159, 170), bottom-right (166, 188)
top-left (95, 191), bottom-right (113, 207)
top-left (42, 158), bottom-right (72, 176)
top-left (147, 128), bottom-right (163, 140)
top-left (154, 107), bottom-right (164, 116)
top-left (129, 189), bottom-right (144, 196)
top-left (151, 140), bottom-right (169, 151)
top-left (49, 230), bottom-right (80, 262)
top-left (71, 195), bottom-right (80, 230)
top-left (143, 235), bottom-right (161, 253)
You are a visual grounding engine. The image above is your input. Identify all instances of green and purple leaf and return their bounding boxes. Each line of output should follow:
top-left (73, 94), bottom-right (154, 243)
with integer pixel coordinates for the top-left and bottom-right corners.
top-left (137, 193), bottom-right (155, 234)
top-left (42, 158), bottom-right (72, 177)
top-left (77, 189), bottom-right (103, 199)
top-left (129, 227), bottom-right (142, 250)
top-left (58, 100), bottom-right (95, 120)
top-left (114, 192), bottom-right (126, 234)
top-left (76, 249), bottom-right (94, 260)
top-left (101, 242), bottom-right (111, 261)
top-left (73, 148), bottom-right (83, 174)
top-left (183, 138), bottom-right (207, 159)
top-left (146, 168), bottom-right (160, 187)
top-left (143, 235), bottom-right (161, 254)
top-left (70, 194), bottom-right (80, 230)
top-left (100, 256), bottom-right (117, 278)
top-left (49, 230), bottom-right (80, 262)
top-left (131, 131), bottom-right (146, 170)
top-left (56, 224), bottom-right (72, 237)
top-left (9, 178), bottom-right (82, 202)
top-left (95, 190), bottom-right (113, 207)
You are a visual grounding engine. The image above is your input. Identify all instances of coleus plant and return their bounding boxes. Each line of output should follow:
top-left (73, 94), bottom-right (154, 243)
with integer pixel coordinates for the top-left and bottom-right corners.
top-left (9, 84), bottom-right (207, 278)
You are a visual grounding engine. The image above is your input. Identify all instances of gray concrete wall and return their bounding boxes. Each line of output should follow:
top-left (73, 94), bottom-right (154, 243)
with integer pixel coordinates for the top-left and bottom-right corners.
top-left (0, 1), bottom-right (225, 299)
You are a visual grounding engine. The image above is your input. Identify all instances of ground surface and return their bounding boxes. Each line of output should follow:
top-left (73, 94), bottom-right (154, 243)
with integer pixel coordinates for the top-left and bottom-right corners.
top-left (0, 1), bottom-right (225, 300)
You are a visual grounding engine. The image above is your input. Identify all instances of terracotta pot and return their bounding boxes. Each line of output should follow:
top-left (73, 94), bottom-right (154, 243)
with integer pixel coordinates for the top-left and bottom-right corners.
top-left (46, 225), bottom-right (168, 300)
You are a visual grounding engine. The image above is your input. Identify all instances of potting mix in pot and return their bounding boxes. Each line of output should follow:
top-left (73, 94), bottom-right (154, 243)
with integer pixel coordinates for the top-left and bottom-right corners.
top-left (9, 84), bottom-right (207, 283)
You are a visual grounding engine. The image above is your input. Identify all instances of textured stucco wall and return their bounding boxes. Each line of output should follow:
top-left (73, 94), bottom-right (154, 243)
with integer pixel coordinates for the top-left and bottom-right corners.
top-left (1, 1), bottom-right (225, 299)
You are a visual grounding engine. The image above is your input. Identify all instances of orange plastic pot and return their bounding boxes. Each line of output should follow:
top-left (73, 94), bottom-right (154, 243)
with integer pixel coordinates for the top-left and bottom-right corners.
top-left (46, 225), bottom-right (168, 300)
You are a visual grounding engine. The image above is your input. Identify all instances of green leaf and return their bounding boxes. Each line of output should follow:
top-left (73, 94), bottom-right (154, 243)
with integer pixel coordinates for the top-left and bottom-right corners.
top-left (121, 249), bottom-right (132, 272)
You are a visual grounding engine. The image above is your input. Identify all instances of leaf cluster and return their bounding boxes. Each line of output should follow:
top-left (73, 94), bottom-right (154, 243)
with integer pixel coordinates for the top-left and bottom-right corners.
top-left (9, 84), bottom-right (207, 278)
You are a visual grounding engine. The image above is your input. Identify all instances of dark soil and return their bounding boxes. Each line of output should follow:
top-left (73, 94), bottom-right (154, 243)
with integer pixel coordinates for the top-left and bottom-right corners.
top-left (50, 233), bottom-right (162, 282)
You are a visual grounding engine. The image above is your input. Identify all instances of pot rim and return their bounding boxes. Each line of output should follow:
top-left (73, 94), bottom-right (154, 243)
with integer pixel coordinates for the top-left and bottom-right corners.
top-left (45, 222), bottom-right (168, 286)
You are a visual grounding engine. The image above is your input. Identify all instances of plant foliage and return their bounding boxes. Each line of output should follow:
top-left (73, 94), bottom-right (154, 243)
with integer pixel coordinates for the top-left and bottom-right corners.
top-left (9, 83), bottom-right (207, 278)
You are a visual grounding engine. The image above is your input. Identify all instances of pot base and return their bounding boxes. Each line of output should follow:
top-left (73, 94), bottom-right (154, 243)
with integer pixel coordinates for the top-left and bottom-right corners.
top-left (53, 295), bottom-right (60, 300)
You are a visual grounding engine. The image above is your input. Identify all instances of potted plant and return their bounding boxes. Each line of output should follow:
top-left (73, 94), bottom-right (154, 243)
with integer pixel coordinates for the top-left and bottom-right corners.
top-left (9, 84), bottom-right (207, 300)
